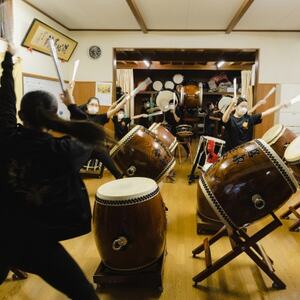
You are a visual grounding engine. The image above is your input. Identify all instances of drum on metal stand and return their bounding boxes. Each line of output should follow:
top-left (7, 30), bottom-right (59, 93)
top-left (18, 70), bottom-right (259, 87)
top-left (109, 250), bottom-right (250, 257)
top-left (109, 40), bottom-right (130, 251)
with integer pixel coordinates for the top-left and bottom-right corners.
top-left (199, 139), bottom-right (298, 228)
top-left (284, 136), bottom-right (300, 183)
top-left (149, 122), bottom-right (178, 153)
top-left (110, 125), bottom-right (175, 182)
top-left (262, 124), bottom-right (296, 158)
top-left (93, 177), bottom-right (167, 271)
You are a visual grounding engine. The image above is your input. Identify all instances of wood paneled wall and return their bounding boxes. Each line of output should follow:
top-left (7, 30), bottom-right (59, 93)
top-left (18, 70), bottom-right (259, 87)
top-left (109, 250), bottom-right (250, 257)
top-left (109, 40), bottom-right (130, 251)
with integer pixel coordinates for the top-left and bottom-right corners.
top-left (254, 83), bottom-right (277, 138)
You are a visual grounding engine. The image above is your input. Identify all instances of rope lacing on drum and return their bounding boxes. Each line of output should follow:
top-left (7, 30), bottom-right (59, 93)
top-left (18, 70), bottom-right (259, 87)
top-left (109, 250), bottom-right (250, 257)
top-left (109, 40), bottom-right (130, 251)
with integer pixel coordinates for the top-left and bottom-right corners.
top-left (96, 188), bottom-right (160, 206)
top-left (256, 139), bottom-right (297, 193)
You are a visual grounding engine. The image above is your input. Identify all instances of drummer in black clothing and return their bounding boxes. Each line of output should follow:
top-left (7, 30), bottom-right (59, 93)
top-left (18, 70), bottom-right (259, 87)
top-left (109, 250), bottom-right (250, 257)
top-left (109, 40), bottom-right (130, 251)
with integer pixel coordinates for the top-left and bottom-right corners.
top-left (112, 108), bottom-right (131, 140)
top-left (222, 96), bottom-right (288, 152)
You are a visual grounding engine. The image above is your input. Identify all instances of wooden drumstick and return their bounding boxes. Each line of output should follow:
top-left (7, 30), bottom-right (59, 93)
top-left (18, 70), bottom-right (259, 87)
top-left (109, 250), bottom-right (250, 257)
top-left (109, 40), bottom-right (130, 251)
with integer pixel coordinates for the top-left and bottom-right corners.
top-left (48, 38), bottom-right (66, 92)
top-left (71, 59), bottom-right (80, 83)
top-left (233, 78), bottom-right (237, 98)
top-left (131, 77), bottom-right (152, 97)
top-left (262, 87), bottom-right (276, 101)
top-left (289, 94), bottom-right (300, 105)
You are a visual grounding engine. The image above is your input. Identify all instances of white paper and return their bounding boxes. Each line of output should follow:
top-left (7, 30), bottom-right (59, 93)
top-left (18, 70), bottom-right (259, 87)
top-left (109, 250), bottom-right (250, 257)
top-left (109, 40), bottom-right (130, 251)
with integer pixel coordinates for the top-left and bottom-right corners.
top-left (95, 82), bottom-right (112, 106)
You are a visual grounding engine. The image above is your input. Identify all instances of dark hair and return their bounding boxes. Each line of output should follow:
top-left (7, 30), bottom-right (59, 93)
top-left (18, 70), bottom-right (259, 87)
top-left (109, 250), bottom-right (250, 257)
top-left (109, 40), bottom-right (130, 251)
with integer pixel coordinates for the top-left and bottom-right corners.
top-left (86, 97), bottom-right (100, 105)
top-left (20, 91), bottom-right (109, 147)
top-left (237, 97), bottom-right (247, 106)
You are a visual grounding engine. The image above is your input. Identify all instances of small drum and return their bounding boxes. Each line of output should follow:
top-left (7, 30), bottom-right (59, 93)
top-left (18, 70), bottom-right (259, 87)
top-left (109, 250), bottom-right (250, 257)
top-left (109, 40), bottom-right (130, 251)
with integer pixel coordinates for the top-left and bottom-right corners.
top-left (173, 74), bottom-right (184, 84)
top-left (183, 84), bottom-right (201, 108)
top-left (110, 125), bottom-right (175, 182)
top-left (152, 81), bottom-right (163, 91)
top-left (94, 177), bottom-right (167, 271)
top-left (149, 122), bottom-right (178, 153)
top-left (164, 81), bottom-right (175, 90)
top-left (199, 139), bottom-right (298, 228)
top-left (176, 124), bottom-right (193, 134)
top-left (262, 124), bottom-right (296, 158)
top-left (284, 136), bottom-right (300, 182)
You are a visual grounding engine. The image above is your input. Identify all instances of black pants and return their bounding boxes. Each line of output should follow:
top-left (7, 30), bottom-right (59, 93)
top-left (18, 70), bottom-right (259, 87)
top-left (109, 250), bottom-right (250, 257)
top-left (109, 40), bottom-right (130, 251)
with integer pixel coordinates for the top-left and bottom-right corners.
top-left (0, 235), bottom-right (99, 300)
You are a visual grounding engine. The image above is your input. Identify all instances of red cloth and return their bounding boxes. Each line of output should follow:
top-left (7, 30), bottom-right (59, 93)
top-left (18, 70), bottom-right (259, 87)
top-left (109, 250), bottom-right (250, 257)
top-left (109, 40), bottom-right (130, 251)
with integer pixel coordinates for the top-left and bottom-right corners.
top-left (207, 140), bottom-right (219, 163)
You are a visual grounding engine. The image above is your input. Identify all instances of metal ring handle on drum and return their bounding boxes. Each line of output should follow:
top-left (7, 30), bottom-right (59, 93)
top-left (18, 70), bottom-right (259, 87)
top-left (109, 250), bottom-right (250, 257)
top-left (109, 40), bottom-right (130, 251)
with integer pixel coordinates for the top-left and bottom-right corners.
top-left (112, 236), bottom-right (128, 251)
top-left (251, 194), bottom-right (266, 210)
top-left (127, 165), bottom-right (136, 176)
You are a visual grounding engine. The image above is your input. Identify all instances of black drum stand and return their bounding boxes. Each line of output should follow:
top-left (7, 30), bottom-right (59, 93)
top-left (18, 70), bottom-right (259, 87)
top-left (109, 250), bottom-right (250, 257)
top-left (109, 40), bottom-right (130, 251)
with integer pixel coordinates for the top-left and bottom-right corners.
top-left (280, 200), bottom-right (300, 232)
top-left (93, 250), bottom-right (166, 292)
top-left (192, 212), bottom-right (286, 290)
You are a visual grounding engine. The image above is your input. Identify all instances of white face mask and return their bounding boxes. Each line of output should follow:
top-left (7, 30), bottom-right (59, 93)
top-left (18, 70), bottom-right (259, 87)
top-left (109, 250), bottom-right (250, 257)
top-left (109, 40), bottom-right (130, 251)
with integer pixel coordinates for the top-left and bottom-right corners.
top-left (236, 106), bottom-right (248, 116)
top-left (117, 112), bottom-right (124, 121)
top-left (87, 106), bottom-right (99, 115)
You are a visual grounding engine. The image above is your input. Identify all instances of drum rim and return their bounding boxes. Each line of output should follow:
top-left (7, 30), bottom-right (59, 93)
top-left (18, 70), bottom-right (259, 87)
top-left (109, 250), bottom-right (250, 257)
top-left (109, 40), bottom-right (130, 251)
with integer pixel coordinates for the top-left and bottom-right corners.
top-left (164, 81), bottom-right (175, 89)
top-left (199, 139), bottom-right (299, 229)
top-left (173, 73), bottom-right (184, 84)
top-left (284, 135), bottom-right (300, 163)
top-left (148, 122), bottom-right (158, 131)
top-left (262, 124), bottom-right (284, 145)
top-left (110, 125), bottom-right (143, 156)
top-left (152, 80), bottom-right (163, 91)
top-left (202, 136), bottom-right (226, 144)
top-left (156, 158), bottom-right (176, 182)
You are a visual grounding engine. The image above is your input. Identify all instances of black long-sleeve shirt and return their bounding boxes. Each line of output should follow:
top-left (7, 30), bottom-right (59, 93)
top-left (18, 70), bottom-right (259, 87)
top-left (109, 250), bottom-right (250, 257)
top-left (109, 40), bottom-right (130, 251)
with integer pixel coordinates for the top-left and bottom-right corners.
top-left (0, 52), bottom-right (94, 241)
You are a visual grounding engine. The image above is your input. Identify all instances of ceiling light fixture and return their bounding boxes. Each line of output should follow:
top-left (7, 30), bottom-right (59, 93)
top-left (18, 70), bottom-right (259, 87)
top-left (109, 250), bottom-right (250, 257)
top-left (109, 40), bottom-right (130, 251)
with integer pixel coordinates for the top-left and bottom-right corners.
top-left (143, 59), bottom-right (150, 68)
top-left (217, 60), bottom-right (225, 68)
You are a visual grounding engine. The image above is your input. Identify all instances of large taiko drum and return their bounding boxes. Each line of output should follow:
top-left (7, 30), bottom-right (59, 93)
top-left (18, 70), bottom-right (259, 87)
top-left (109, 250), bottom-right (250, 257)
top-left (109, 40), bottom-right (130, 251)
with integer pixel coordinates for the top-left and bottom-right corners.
top-left (149, 122), bottom-right (178, 153)
top-left (93, 177), bottom-right (167, 271)
top-left (110, 125), bottom-right (175, 182)
top-left (199, 139), bottom-right (298, 228)
top-left (183, 84), bottom-right (201, 108)
top-left (284, 136), bottom-right (300, 183)
top-left (262, 124), bottom-right (296, 158)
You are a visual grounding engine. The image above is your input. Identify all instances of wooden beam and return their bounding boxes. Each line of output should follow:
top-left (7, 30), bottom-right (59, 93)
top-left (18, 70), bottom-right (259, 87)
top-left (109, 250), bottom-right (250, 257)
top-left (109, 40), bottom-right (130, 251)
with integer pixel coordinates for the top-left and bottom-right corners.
top-left (117, 61), bottom-right (251, 70)
top-left (226, 0), bottom-right (255, 34)
top-left (125, 0), bottom-right (148, 33)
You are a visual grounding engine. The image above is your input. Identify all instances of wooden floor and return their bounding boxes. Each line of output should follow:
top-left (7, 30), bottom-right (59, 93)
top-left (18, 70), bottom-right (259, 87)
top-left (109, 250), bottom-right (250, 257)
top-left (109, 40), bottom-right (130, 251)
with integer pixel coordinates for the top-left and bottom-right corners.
top-left (1, 160), bottom-right (300, 300)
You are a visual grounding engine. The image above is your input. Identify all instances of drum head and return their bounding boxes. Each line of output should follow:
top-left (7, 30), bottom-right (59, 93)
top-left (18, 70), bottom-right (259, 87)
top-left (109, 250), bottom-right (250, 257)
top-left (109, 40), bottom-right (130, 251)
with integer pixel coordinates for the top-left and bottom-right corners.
top-left (164, 81), bottom-right (175, 90)
top-left (173, 74), bottom-right (184, 84)
top-left (261, 124), bottom-right (284, 145)
top-left (96, 177), bottom-right (158, 201)
top-left (284, 135), bottom-right (300, 162)
top-left (218, 96), bottom-right (232, 114)
top-left (153, 81), bottom-right (163, 91)
top-left (156, 90), bottom-right (178, 112)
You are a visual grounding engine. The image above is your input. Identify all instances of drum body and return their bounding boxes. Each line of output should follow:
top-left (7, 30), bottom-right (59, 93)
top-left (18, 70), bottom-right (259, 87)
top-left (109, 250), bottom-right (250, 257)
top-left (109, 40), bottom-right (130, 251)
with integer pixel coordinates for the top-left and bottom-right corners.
top-left (199, 139), bottom-right (298, 228)
top-left (183, 84), bottom-right (200, 108)
top-left (93, 177), bottom-right (167, 271)
top-left (284, 136), bottom-right (300, 183)
top-left (110, 125), bottom-right (175, 182)
top-left (149, 122), bottom-right (178, 153)
top-left (262, 124), bottom-right (296, 158)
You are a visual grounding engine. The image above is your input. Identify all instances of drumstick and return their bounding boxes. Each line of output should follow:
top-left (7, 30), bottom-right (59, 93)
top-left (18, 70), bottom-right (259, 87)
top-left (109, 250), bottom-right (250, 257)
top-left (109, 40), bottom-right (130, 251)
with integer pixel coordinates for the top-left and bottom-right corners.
top-left (262, 87), bottom-right (276, 101)
top-left (131, 77), bottom-right (152, 97)
top-left (48, 38), bottom-right (66, 92)
top-left (289, 94), bottom-right (300, 105)
top-left (233, 78), bottom-right (237, 98)
top-left (131, 111), bottom-right (163, 120)
top-left (71, 59), bottom-right (80, 83)
top-left (198, 82), bottom-right (203, 106)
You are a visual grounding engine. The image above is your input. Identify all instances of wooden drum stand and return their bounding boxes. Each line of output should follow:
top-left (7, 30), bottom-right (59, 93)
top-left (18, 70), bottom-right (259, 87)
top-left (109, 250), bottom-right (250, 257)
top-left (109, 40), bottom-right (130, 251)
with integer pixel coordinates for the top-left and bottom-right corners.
top-left (192, 212), bottom-right (286, 290)
top-left (280, 200), bottom-right (300, 232)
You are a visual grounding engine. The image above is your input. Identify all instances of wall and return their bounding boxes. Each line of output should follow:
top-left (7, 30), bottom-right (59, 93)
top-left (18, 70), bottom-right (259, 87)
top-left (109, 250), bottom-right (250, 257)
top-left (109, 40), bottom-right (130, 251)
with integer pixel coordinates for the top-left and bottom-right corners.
top-left (13, 0), bottom-right (72, 79)
top-left (69, 31), bottom-right (300, 86)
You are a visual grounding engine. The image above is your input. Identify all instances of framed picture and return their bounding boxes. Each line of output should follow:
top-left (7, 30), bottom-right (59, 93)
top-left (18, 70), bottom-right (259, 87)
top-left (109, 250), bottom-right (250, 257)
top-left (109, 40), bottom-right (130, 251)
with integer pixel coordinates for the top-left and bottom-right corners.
top-left (22, 19), bottom-right (78, 61)
top-left (96, 82), bottom-right (113, 106)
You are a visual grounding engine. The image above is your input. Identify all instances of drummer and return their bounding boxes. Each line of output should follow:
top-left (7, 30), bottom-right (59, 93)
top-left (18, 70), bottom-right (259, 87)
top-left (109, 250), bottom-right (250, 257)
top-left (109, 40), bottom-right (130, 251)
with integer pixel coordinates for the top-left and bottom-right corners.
top-left (112, 108), bottom-right (131, 140)
top-left (222, 96), bottom-right (288, 152)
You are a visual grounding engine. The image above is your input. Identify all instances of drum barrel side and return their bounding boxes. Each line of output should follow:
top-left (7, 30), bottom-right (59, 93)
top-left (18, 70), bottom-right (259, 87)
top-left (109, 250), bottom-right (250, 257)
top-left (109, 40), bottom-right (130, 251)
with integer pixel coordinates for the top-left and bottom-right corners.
top-left (93, 193), bottom-right (167, 271)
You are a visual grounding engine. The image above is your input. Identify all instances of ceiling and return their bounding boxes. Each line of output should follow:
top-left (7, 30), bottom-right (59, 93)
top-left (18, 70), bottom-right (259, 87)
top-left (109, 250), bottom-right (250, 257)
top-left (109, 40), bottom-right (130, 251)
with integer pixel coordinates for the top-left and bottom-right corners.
top-left (23, 0), bottom-right (300, 32)
top-left (116, 49), bottom-right (257, 70)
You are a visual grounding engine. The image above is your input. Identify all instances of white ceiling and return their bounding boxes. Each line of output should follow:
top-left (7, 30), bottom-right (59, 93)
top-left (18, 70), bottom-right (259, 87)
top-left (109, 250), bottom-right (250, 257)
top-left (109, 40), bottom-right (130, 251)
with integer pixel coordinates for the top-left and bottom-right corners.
top-left (24, 0), bottom-right (300, 31)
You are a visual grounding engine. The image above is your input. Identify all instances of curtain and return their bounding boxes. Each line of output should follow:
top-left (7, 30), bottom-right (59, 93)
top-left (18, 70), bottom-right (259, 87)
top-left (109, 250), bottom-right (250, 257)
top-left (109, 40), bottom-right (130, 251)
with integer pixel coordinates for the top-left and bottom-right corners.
top-left (241, 70), bottom-right (253, 108)
top-left (116, 69), bottom-right (134, 117)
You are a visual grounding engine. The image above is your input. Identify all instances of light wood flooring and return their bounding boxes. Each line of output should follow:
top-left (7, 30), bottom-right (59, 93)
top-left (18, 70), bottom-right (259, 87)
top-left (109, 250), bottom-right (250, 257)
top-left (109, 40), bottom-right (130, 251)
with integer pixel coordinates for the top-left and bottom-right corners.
top-left (1, 160), bottom-right (300, 300)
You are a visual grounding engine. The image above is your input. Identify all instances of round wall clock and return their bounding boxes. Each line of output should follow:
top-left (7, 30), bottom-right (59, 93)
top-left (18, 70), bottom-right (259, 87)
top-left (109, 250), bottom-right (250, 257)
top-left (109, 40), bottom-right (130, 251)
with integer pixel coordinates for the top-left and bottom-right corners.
top-left (89, 45), bottom-right (102, 59)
